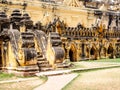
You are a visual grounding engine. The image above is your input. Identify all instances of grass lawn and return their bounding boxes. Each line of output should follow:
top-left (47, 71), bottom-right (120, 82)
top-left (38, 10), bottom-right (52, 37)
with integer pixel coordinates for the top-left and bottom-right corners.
top-left (62, 68), bottom-right (120, 90)
top-left (69, 58), bottom-right (120, 70)
top-left (0, 72), bottom-right (16, 81)
top-left (87, 58), bottom-right (120, 62)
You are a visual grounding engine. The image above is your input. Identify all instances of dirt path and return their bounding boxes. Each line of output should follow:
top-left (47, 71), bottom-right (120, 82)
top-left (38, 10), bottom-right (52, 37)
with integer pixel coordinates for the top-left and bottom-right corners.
top-left (34, 73), bottom-right (77, 90)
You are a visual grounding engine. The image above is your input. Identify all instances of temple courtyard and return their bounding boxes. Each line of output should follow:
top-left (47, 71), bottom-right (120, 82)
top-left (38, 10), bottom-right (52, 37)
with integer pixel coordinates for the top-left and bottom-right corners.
top-left (62, 67), bottom-right (120, 90)
top-left (0, 58), bottom-right (120, 90)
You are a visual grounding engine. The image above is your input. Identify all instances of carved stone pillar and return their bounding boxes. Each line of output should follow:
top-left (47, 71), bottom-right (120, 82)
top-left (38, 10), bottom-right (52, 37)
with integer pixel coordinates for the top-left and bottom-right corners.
top-left (81, 43), bottom-right (85, 59)
top-left (66, 48), bottom-right (70, 59)
top-left (96, 49), bottom-right (100, 60)
top-left (65, 42), bottom-right (70, 59)
top-left (86, 44), bottom-right (90, 60)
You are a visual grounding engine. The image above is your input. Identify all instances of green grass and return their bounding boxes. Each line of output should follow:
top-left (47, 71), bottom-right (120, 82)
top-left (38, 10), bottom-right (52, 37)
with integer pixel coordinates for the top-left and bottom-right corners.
top-left (87, 58), bottom-right (120, 62)
top-left (71, 62), bottom-right (85, 69)
top-left (0, 72), bottom-right (15, 81)
top-left (72, 65), bottom-right (120, 74)
top-left (66, 58), bottom-right (120, 70)
top-left (62, 74), bottom-right (80, 90)
top-left (64, 58), bottom-right (120, 69)
top-left (38, 75), bottom-right (48, 83)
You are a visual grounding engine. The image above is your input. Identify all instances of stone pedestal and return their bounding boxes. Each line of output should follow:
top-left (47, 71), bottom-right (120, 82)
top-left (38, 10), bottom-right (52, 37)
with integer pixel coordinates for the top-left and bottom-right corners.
top-left (15, 65), bottom-right (39, 76)
top-left (5, 65), bottom-right (39, 77)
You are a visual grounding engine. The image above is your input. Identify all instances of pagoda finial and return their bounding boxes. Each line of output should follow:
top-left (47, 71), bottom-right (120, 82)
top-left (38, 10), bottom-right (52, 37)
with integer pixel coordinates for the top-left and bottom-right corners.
top-left (63, 0), bottom-right (80, 7)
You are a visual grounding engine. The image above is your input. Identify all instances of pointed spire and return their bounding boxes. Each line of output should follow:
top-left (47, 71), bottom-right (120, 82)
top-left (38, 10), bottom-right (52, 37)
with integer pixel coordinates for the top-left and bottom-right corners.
top-left (63, 0), bottom-right (79, 7)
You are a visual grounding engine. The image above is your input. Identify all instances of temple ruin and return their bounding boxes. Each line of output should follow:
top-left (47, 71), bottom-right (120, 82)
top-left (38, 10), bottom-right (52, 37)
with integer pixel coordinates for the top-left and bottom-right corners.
top-left (0, 0), bottom-right (119, 76)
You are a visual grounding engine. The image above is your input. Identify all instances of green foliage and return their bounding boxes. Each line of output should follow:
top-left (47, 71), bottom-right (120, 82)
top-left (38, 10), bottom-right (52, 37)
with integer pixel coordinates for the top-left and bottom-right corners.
top-left (39, 75), bottom-right (48, 83)
top-left (0, 72), bottom-right (15, 81)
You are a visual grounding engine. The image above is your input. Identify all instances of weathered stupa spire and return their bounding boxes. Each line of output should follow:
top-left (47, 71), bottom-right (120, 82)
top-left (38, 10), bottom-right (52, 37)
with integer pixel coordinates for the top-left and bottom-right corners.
top-left (63, 0), bottom-right (80, 7)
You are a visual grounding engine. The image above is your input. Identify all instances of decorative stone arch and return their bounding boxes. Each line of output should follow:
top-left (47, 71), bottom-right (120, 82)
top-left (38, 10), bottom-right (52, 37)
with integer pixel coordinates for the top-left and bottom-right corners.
top-left (85, 45), bottom-right (90, 59)
top-left (107, 43), bottom-right (115, 58)
top-left (85, 30), bottom-right (88, 36)
top-left (66, 29), bottom-right (69, 36)
top-left (92, 31), bottom-right (95, 36)
top-left (82, 31), bottom-right (85, 36)
top-left (103, 47), bottom-right (107, 57)
top-left (69, 42), bottom-right (77, 62)
top-left (90, 46), bottom-right (96, 55)
top-left (74, 28), bottom-right (77, 36)
top-left (76, 29), bottom-right (80, 36)
top-left (79, 30), bottom-right (83, 36)
top-left (81, 42), bottom-right (85, 58)
top-left (99, 46), bottom-right (107, 59)
top-left (115, 45), bottom-right (120, 58)
top-left (68, 29), bottom-right (71, 36)
top-left (88, 30), bottom-right (91, 36)
top-left (90, 31), bottom-right (92, 37)
top-left (107, 43), bottom-right (113, 54)
top-left (72, 28), bottom-right (76, 36)
top-left (90, 44), bottom-right (99, 60)
top-left (70, 29), bottom-right (73, 36)
top-left (77, 29), bottom-right (80, 34)
top-left (91, 31), bottom-right (94, 37)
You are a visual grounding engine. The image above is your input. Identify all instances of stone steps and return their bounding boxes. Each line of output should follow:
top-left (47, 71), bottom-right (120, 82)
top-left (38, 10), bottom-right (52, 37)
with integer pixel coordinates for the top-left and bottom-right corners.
top-left (37, 54), bottom-right (53, 71)
top-left (37, 61), bottom-right (49, 64)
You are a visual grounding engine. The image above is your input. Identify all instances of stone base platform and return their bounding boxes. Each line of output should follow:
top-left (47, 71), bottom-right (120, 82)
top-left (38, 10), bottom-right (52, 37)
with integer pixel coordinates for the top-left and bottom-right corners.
top-left (2, 65), bottom-right (39, 77)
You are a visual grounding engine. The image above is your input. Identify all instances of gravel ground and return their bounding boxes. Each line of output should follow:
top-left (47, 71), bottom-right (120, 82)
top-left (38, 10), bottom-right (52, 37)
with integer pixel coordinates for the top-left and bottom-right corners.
top-left (0, 77), bottom-right (45, 90)
top-left (63, 68), bottom-right (120, 90)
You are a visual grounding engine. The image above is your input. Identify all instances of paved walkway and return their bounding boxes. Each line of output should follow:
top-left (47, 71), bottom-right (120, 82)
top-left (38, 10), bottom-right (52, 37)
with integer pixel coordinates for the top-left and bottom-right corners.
top-left (34, 62), bottom-right (120, 90)
top-left (34, 73), bottom-right (77, 90)
top-left (36, 61), bottom-right (120, 76)
top-left (1, 61), bottom-right (120, 90)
